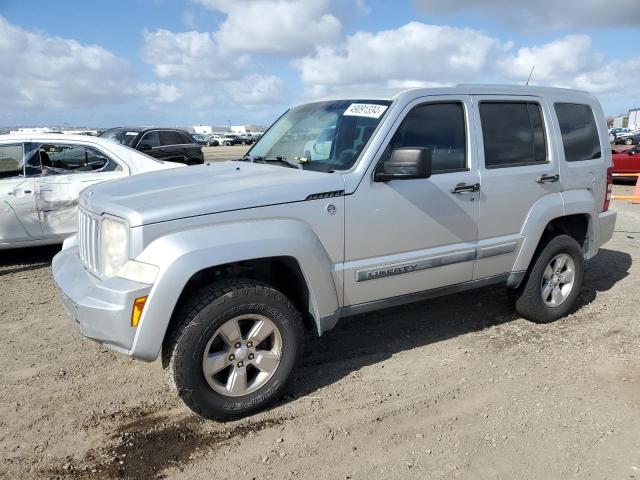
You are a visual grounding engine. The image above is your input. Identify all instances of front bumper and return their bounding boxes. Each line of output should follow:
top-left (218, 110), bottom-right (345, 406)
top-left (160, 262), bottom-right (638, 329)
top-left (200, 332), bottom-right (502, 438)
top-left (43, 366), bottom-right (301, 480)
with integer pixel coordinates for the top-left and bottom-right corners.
top-left (52, 238), bottom-right (152, 356)
top-left (598, 210), bottom-right (617, 248)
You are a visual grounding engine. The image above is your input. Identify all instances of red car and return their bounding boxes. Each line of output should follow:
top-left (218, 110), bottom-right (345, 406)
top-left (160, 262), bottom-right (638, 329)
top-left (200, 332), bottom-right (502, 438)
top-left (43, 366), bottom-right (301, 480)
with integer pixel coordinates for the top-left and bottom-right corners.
top-left (612, 145), bottom-right (640, 174)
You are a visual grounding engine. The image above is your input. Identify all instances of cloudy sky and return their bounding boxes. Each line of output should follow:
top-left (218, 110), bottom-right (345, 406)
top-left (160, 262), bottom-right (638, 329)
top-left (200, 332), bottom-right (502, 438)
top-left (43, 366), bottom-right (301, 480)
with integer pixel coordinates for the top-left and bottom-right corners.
top-left (1, 0), bottom-right (638, 127)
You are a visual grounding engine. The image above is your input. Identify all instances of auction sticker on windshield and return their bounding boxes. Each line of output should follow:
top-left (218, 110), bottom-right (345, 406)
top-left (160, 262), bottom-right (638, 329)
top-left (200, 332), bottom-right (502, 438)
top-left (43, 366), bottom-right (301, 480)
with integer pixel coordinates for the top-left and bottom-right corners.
top-left (344, 103), bottom-right (388, 118)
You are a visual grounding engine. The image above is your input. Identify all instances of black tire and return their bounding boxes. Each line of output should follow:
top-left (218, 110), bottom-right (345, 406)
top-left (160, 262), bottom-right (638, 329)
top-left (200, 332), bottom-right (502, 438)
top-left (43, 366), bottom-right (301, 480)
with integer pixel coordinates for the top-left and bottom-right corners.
top-left (509, 234), bottom-right (584, 324)
top-left (165, 279), bottom-right (304, 420)
top-left (624, 138), bottom-right (634, 145)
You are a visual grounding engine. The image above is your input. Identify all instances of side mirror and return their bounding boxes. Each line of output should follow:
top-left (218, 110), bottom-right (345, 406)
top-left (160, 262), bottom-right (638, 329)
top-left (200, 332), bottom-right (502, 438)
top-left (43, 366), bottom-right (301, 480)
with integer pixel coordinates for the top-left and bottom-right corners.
top-left (138, 143), bottom-right (152, 151)
top-left (374, 147), bottom-right (432, 182)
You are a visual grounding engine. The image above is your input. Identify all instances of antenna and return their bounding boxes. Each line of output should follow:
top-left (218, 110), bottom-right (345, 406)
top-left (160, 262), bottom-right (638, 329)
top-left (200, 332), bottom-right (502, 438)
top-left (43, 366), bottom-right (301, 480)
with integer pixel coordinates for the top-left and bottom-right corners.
top-left (525, 65), bottom-right (535, 86)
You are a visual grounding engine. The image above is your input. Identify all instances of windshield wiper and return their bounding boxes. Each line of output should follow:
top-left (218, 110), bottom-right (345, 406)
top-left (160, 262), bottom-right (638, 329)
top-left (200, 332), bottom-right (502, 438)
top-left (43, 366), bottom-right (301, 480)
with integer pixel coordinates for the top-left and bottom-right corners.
top-left (241, 155), bottom-right (303, 170)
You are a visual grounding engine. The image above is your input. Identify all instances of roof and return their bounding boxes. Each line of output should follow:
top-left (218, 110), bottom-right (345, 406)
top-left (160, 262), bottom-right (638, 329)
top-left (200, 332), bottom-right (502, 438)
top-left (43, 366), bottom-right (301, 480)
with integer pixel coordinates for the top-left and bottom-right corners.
top-left (308, 84), bottom-right (594, 104)
top-left (0, 133), bottom-right (119, 144)
top-left (102, 126), bottom-right (191, 134)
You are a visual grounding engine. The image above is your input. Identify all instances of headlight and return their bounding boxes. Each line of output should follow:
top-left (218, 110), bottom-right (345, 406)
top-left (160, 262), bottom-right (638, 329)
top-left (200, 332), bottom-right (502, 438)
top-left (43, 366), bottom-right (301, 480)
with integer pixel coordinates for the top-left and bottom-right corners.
top-left (101, 217), bottom-right (129, 277)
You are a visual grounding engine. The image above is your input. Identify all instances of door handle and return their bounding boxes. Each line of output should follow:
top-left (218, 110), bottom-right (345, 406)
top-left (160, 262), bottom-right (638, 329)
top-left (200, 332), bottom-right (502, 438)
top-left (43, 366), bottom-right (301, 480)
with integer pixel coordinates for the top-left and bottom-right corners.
top-left (537, 174), bottom-right (559, 184)
top-left (452, 183), bottom-right (480, 194)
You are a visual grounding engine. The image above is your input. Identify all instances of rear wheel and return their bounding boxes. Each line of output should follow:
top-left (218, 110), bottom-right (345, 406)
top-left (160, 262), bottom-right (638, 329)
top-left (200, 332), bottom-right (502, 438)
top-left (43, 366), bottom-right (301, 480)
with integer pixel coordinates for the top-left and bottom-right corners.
top-left (165, 279), bottom-right (304, 420)
top-left (509, 234), bottom-right (584, 323)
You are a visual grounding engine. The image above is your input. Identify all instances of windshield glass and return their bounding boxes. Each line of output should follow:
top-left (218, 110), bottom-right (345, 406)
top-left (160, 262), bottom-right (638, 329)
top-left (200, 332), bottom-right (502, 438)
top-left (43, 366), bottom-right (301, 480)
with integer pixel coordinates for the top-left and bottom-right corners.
top-left (248, 100), bottom-right (391, 171)
top-left (100, 128), bottom-right (140, 146)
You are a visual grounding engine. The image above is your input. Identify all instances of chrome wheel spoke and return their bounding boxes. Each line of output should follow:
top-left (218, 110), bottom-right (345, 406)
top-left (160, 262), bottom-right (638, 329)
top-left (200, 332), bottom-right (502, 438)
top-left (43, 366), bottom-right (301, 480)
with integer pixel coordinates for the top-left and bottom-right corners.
top-left (551, 286), bottom-right (562, 305)
top-left (203, 351), bottom-right (229, 377)
top-left (227, 367), bottom-right (248, 395)
top-left (558, 268), bottom-right (574, 284)
top-left (540, 253), bottom-right (576, 308)
top-left (253, 351), bottom-right (280, 373)
top-left (247, 319), bottom-right (275, 345)
top-left (218, 319), bottom-right (242, 346)
top-left (203, 314), bottom-right (284, 397)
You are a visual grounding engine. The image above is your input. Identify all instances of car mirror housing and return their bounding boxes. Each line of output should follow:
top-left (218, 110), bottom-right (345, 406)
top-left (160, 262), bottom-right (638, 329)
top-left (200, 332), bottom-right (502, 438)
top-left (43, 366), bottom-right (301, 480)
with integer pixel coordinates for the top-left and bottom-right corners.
top-left (374, 147), bottom-right (432, 182)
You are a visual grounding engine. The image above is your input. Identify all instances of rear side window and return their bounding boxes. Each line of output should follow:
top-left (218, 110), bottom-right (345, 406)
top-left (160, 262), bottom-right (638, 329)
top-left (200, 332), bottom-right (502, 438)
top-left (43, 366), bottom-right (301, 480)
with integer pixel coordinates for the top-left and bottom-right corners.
top-left (554, 103), bottom-right (601, 162)
top-left (160, 131), bottom-right (178, 146)
top-left (0, 144), bottom-right (24, 179)
top-left (480, 102), bottom-right (547, 168)
top-left (177, 132), bottom-right (193, 144)
top-left (382, 102), bottom-right (467, 174)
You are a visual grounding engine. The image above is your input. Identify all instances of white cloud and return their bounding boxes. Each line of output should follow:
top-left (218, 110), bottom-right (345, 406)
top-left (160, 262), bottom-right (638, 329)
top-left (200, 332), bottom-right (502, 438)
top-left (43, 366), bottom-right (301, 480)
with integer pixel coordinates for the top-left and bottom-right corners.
top-left (140, 27), bottom-right (288, 107)
top-left (294, 22), bottom-right (503, 92)
top-left (135, 83), bottom-right (184, 104)
top-left (195, 0), bottom-right (343, 56)
top-left (498, 35), bottom-right (640, 98)
top-left (412, 0), bottom-right (640, 29)
top-left (293, 21), bottom-right (640, 114)
top-left (225, 74), bottom-right (286, 104)
top-left (0, 15), bottom-right (132, 109)
top-left (141, 28), bottom-right (250, 82)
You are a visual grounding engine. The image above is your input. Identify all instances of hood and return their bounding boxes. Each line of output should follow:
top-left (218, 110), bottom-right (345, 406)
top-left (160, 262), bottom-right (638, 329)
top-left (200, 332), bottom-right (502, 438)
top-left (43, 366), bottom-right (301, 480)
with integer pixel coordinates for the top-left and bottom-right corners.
top-left (80, 161), bottom-right (345, 226)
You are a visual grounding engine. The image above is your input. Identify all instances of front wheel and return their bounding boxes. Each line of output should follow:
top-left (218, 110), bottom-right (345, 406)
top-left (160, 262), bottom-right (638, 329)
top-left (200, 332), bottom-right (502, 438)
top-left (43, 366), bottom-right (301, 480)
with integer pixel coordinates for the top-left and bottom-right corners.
top-left (509, 234), bottom-right (584, 323)
top-left (624, 138), bottom-right (634, 145)
top-left (165, 280), bottom-right (304, 420)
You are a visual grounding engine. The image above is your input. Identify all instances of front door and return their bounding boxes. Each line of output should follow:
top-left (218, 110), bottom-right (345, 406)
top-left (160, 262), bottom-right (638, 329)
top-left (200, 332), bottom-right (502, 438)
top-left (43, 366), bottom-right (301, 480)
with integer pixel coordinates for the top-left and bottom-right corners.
top-left (343, 96), bottom-right (480, 306)
top-left (35, 143), bottom-right (125, 238)
top-left (472, 96), bottom-right (561, 279)
top-left (0, 143), bottom-right (42, 243)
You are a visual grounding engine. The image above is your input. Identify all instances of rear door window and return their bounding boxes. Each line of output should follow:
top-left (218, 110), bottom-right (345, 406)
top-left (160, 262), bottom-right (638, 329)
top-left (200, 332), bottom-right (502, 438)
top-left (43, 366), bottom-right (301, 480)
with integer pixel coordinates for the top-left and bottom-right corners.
top-left (554, 103), bottom-right (601, 162)
top-left (160, 131), bottom-right (180, 146)
top-left (479, 102), bottom-right (547, 168)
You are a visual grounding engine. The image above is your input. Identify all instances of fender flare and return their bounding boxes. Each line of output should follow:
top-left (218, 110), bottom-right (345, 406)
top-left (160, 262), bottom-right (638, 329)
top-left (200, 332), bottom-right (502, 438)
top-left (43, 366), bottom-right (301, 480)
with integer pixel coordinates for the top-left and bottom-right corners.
top-left (512, 190), bottom-right (597, 275)
top-left (128, 219), bottom-right (339, 361)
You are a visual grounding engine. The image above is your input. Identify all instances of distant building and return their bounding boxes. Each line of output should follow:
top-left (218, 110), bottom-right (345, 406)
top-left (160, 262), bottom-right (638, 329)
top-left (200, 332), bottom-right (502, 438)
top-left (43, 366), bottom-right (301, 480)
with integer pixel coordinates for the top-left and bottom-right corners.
top-left (628, 109), bottom-right (640, 131)
top-left (63, 129), bottom-right (99, 135)
top-left (192, 125), bottom-right (212, 135)
top-left (230, 125), bottom-right (266, 134)
top-left (9, 127), bottom-right (60, 134)
top-left (612, 115), bottom-right (628, 128)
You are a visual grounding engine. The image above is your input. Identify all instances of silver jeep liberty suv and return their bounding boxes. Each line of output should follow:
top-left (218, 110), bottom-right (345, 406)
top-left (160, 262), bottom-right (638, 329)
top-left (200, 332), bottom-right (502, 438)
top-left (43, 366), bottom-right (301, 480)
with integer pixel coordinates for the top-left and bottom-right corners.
top-left (53, 85), bottom-right (616, 419)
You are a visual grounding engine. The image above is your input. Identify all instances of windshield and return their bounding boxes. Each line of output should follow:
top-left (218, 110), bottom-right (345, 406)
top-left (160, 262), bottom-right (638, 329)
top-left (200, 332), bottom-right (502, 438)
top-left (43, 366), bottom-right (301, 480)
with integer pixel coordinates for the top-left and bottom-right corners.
top-left (248, 100), bottom-right (391, 171)
top-left (100, 128), bottom-right (140, 146)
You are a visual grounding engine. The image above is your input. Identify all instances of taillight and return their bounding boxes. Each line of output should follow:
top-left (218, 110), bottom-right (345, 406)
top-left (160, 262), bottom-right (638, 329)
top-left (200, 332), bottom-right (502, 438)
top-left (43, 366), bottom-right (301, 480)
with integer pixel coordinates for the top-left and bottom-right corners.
top-left (603, 167), bottom-right (613, 212)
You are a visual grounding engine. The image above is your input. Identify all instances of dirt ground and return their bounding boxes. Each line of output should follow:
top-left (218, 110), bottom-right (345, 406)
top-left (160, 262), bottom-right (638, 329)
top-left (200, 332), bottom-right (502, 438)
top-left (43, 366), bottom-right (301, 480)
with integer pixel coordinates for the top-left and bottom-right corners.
top-left (202, 145), bottom-right (250, 163)
top-left (1, 183), bottom-right (639, 480)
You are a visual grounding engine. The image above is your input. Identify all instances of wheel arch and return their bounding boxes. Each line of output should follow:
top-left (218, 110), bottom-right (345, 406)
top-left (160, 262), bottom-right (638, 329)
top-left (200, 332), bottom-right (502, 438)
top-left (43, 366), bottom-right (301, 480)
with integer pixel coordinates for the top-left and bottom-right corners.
top-left (511, 191), bottom-right (597, 286)
top-left (128, 219), bottom-right (340, 361)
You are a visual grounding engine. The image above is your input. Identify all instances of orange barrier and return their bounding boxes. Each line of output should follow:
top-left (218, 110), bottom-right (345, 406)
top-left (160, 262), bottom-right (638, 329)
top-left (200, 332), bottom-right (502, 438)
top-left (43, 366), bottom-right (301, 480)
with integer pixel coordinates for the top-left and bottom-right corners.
top-left (611, 172), bottom-right (640, 203)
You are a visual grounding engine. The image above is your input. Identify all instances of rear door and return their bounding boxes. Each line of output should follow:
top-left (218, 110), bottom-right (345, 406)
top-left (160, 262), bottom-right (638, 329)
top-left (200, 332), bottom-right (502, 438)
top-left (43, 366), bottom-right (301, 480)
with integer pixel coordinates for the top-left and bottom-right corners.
top-left (0, 143), bottom-right (42, 243)
top-left (472, 96), bottom-right (561, 279)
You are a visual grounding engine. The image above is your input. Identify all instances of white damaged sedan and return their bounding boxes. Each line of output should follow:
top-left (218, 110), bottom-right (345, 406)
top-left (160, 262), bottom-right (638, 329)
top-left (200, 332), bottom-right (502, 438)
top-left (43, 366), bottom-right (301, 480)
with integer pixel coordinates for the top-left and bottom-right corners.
top-left (0, 133), bottom-right (183, 249)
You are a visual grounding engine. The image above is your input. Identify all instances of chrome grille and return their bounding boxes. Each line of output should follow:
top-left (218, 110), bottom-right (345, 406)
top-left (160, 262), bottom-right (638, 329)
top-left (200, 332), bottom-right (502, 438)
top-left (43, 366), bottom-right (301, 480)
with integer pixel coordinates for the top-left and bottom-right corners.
top-left (78, 209), bottom-right (101, 276)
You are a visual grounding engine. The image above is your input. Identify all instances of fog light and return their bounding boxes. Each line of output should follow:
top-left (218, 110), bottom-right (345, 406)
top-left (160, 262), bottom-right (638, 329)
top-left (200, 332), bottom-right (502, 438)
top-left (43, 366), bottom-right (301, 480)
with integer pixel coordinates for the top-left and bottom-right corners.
top-left (131, 296), bottom-right (148, 327)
